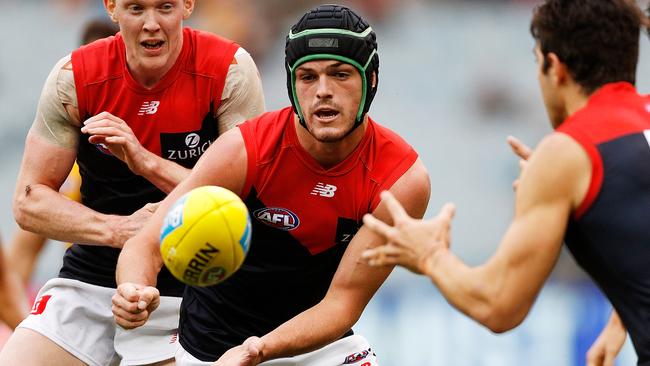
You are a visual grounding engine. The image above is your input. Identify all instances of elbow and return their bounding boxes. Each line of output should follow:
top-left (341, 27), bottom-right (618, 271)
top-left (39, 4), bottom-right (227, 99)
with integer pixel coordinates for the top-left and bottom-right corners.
top-left (475, 302), bottom-right (529, 334)
top-left (13, 193), bottom-right (33, 231)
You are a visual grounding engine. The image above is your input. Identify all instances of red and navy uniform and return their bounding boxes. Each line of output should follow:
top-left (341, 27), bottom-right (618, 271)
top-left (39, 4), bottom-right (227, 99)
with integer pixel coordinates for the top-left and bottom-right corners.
top-left (558, 82), bottom-right (650, 366)
top-left (179, 107), bottom-right (418, 360)
top-left (64, 28), bottom-right (239, 296)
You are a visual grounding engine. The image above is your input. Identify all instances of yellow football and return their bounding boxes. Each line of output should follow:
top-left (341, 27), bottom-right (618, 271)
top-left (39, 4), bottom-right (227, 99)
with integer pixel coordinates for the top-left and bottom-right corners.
top-left (159, 186), bottom-right (251, 287)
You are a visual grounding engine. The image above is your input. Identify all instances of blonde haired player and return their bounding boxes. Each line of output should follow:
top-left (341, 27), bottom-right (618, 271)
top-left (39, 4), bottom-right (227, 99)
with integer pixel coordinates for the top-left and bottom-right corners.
top-left (0, 0), bottom-right (265, 365)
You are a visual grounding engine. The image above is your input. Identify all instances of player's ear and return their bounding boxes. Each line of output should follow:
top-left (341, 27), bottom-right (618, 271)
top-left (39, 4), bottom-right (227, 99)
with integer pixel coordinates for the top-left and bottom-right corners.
top-left (546, 52), bottom-right (568, 86)
top-left (183, 0), bottom-right (195, 19)
top-left (104, 0), bottom-right (117, 23)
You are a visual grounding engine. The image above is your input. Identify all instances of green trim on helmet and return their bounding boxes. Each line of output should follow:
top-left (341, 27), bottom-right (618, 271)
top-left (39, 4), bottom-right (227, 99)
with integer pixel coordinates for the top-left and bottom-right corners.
top-left (289, 52), bottom-right (375, 123)
top-left (288, 27), bottom-right (374, 40)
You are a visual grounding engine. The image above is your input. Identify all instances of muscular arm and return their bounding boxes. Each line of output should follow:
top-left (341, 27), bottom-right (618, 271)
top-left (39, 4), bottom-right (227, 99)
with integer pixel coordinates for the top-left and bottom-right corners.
top-left (13, 56), bottom-right (142, 247)
top-left (116, 128), bottom-right (249, 286)
top-left (425, 133), bottom-right (590, 332)
top-left (257, 159), bottom-right (430, 360)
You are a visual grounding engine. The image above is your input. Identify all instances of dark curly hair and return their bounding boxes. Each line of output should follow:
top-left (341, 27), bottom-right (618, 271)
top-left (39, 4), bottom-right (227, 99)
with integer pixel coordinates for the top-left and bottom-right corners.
top-left (531, 0), bottom-right (648, 94)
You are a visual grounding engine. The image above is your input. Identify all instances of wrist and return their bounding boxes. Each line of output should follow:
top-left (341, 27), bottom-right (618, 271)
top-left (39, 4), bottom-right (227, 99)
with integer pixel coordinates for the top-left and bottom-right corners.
top-left (424, 247), bottom-right (449, 281)
top-left (108, 215), bottom-right (127, 248)
top-left (135, 150), bottom-right (158, 177)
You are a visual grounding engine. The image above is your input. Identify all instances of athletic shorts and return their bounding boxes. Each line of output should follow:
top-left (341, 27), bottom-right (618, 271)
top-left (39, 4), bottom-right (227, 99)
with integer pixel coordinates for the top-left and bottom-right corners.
top-left (176, 334), bottom-right (378, 366)
top-left (18, 278), bottom-right (181, 366)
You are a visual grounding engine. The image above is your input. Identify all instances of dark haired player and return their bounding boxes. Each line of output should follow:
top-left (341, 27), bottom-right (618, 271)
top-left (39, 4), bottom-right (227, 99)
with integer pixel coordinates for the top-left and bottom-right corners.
top-left (362, 1), bottom-right (650, 365)
top-left (113, 4), bottom-right (430, 366)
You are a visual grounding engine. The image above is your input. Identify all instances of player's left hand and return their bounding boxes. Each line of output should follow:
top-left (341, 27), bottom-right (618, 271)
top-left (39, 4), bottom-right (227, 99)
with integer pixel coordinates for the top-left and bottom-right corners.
top-left (361, 191), bottom-right (456, 275)
top-left (507, 135), bottom-right (533, 191)
top-left (211, 336), bottom-right (264, 366)
top-left (586, 312), bottom-right (627, 366)
top-left (81, 111), bottom-right (153, 175)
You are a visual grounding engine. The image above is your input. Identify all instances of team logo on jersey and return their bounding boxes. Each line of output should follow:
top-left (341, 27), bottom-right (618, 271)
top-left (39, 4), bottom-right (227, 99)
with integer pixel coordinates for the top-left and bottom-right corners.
top-left (343, 348), bottom-right (372, 364)
top-left (160, 129), bottom-right (217, 168)
top-left (138, 101), bottom-right (160, 115)
top-left (311, 182), bottom-right (337, 197)
top-left (94, 142), bottom-right (114, 156)
top-left (253, 207), bottom-right (300, 231)
top-left (30, 295), bottom-right (52, 315)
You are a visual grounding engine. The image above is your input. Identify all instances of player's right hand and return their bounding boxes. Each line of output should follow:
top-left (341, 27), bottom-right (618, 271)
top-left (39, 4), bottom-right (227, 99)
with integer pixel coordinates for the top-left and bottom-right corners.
top-left (586, 311), bottom-right (627, 366)
top-left (81, 111), bottom-right (154, 176)
top-left (112, 282), bottom-right (160, 329)
top-left (361, 191), bottom-right (456, 275)
top-left (112, 202), bottom-right (160, 247)
top-left (507, 135), bottom-right (533, 191)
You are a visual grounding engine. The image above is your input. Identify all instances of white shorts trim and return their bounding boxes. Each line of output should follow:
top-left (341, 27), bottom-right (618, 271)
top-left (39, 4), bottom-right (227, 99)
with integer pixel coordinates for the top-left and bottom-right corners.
top-left (18, 278), bottom-right (181, 366)
top-left (176, 334), bottom-right (378, 366)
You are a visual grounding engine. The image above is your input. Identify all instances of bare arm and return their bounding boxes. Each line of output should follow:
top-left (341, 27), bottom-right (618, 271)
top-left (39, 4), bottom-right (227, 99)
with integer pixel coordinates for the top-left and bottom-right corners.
top-left (237, 159), bottom-right (430, 362)
top-left (113, 128), bottom-right (248, 328)
top-left (12, 57), bottom-right (152, 247)
top-left (0, 242), bottom-right (28, 329)
top-left (363, 133), bottom-right (590, 332)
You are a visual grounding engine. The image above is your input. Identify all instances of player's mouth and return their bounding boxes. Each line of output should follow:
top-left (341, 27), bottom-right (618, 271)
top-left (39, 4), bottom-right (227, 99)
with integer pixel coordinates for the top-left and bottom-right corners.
top-left (140, 39), bottom-right (165, 53)
top-left (313, 107), bottom-right (340, 122)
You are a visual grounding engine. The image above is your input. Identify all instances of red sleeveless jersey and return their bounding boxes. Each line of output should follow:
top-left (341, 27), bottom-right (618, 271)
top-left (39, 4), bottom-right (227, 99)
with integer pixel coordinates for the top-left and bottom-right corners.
top-left (240, 107), bottom-right (419, 254)
top-left (63, 28), bottom-right (238, 295)
top-left (179, 107), bottom-right (418, 360)
top-left (557, 82), bottom-right (650, 365)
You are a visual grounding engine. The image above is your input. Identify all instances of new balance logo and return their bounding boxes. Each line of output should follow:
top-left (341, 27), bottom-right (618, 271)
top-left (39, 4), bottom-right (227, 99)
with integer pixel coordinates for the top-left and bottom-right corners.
top-left (311, 183), bottom-right (337, 197)
top-left (138, 101), bottom-right (160, 115)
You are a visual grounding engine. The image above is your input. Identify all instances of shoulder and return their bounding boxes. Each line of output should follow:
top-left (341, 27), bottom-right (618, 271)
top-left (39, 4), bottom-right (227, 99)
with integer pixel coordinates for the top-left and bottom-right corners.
top-left (520, 133), bottom-right (591, 210)
top-left (239, 108), bottom-right (292, 135)
top-left (370, 118), bottom-right (412, 147)
top-left (187, 28), bottom-right (239, 73)
top-left (389, 159), bottom-right (430, 200)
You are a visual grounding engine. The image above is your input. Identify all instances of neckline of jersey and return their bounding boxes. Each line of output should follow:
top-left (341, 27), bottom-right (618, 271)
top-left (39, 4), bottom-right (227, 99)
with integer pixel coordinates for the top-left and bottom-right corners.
top-left (285, 108), bottom-right (374, 176)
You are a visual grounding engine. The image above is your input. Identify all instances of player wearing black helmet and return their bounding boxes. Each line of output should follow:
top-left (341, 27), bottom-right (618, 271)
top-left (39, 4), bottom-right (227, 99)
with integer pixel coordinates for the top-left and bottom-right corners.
top-left (113, 4), bottom-right (431, 366)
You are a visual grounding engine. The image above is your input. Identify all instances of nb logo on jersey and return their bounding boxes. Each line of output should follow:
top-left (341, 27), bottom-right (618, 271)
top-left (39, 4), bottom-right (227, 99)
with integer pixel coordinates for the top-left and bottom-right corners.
top-left (138, 101), bottom-right (160, 115)
top-left (311, 183), bottom-right (337, 197)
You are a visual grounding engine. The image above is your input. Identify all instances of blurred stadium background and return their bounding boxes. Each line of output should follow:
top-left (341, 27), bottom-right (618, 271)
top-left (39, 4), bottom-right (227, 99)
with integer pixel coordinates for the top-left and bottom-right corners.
top-left (1, 0), bottom-right (649, 365)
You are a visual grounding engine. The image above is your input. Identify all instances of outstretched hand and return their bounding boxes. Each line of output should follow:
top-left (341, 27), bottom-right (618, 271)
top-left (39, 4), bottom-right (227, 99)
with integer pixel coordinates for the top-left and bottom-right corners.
top-left (211, 336), bottom-right (264, 366)
top-left (81, 111), bottom-right (153, 175)
top-left (112, 282), bottom-right (160, 329)
top-left (507, 135), bottom-right (533, 191)
top-left (361, 191), bottom-right (456, 275)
